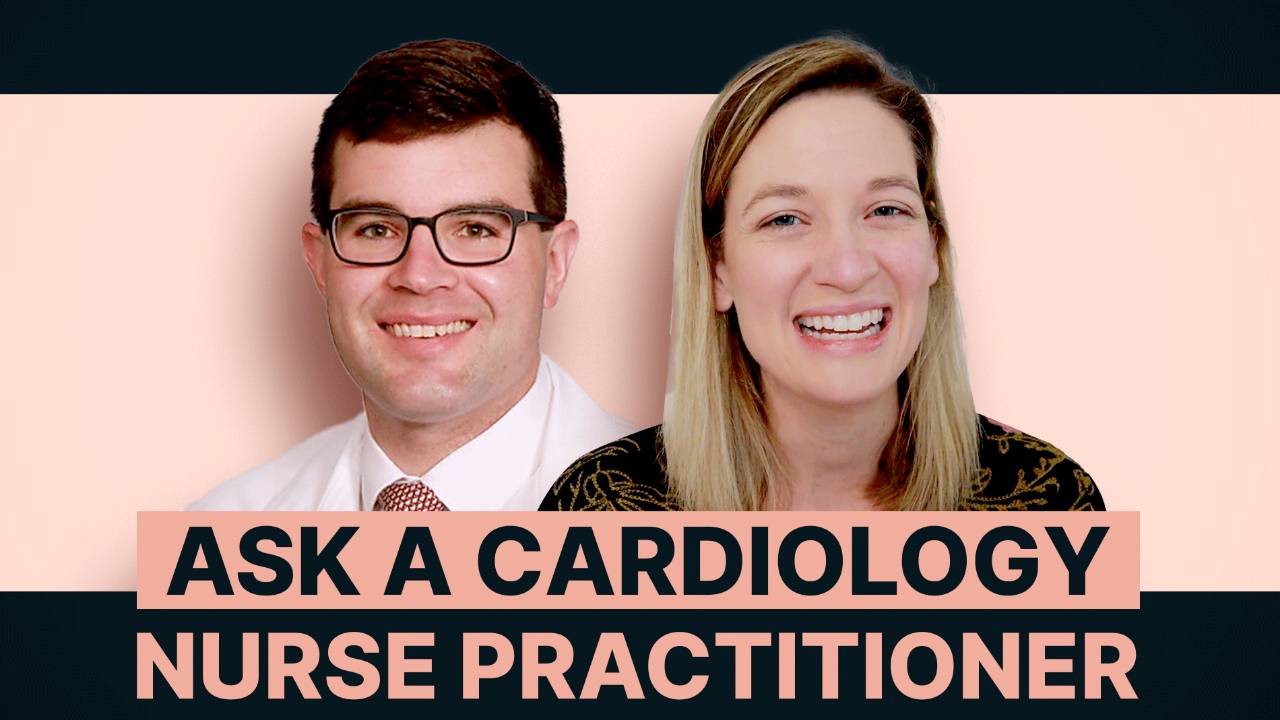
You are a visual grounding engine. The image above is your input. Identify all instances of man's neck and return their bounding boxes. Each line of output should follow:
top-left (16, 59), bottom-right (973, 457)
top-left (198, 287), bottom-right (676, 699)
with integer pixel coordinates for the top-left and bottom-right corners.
top-left (363, 360), bottom-right (541, 476)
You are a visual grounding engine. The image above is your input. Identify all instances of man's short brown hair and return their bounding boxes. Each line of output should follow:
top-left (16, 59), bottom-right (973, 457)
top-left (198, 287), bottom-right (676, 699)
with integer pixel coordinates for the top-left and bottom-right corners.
top-left (311, 39), bottom-right (566, 222)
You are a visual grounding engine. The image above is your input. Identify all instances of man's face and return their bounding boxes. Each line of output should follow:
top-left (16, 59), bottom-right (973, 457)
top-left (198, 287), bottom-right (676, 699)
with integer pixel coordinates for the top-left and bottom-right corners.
top-left (303, 121), bottom-right (577, 428)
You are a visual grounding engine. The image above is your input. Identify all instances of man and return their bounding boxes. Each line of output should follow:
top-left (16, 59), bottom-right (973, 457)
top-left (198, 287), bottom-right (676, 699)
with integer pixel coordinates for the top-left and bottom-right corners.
top-left (190, 39), bottom-right (633, 511)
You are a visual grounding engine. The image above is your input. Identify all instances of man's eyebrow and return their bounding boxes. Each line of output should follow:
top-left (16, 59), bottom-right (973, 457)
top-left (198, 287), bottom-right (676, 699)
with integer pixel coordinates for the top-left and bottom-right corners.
top-left (741, 184), bottom-right (809, 216)
top-left (441, 197), bottom-right (520, 213)
top-left (332, 197), bottom-right (403, 213)
top-left (331, 196), bottom-right (520, 215)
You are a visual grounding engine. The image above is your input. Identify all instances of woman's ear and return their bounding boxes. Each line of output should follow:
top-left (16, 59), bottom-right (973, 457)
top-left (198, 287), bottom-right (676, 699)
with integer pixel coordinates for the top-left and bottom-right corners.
top-left (927, 215), bottom-right (943, 287)
top-left (713, 260), bottom-right (734, 312)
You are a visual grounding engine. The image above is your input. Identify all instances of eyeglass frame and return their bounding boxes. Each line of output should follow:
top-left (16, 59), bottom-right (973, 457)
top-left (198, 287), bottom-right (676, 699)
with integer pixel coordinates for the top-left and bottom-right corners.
top-left (319, 205), bottom-right (561, 267)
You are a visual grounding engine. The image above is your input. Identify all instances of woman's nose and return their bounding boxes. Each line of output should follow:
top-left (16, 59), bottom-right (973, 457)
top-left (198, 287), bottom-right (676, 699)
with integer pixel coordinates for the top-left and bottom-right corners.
top-left (810, 223), bottom-right (880, 291)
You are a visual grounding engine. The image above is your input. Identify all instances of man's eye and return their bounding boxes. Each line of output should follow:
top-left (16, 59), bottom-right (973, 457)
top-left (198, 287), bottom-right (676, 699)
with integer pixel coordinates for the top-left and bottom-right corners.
top-left (358, 223), bottom-right (398, 239)
top-left (459, 223), bottom-right (497, 238)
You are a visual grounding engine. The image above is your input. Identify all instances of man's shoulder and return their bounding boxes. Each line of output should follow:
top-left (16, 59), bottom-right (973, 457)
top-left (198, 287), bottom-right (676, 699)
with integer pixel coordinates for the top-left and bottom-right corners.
top-left (541, 356), bottom-right (636, 444)
top-left (186, 415), bottom-right (364, 511)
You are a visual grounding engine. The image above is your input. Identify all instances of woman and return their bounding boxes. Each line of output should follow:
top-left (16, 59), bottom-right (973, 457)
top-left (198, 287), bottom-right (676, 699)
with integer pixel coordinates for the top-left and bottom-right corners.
top-left (542, 38), bottom-right (1104, 511)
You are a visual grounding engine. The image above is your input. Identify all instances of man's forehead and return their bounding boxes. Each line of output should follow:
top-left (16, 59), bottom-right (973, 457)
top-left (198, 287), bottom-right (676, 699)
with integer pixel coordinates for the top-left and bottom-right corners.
top-left (329, 121), bottom-right (537, 211)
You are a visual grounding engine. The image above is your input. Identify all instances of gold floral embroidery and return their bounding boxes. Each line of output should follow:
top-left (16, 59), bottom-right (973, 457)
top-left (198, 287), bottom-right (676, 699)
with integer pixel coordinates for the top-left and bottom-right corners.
top-left (544, 418), bottom-right (1104, 512)
top-left (962, 421), bottom-right (1103, 511)
top-left (544, 437), bottom-right (679, 511)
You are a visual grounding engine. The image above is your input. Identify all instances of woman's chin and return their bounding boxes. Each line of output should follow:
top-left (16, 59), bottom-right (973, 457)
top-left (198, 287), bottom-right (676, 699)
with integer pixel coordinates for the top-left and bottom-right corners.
top-left (812, 388), bottom-right (894, 411)
top-left (779, 377), bottom-right (900, 413)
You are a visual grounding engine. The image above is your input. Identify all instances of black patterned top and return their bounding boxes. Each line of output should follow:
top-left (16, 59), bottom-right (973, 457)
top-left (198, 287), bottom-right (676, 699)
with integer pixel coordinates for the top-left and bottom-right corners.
top-left (540, 416), bottom-right (1104, 511)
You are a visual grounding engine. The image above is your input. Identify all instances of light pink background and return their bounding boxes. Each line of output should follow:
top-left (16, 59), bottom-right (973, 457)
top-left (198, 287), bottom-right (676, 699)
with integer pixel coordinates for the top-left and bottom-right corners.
top-left (1, 95), bottom-right (1276, 590)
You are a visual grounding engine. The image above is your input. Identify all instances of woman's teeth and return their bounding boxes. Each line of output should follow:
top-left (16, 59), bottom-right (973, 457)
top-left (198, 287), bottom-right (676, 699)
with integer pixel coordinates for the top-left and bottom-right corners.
top-left (797, 308), bottom-right (884, 340)
top-left (387, 321), bottom-right (473, 338)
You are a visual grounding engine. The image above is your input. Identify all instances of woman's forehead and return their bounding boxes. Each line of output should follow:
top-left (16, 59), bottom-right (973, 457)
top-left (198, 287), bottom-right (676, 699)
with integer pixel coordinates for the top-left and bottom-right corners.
top-left (726, 91), bottom-right (918, 206)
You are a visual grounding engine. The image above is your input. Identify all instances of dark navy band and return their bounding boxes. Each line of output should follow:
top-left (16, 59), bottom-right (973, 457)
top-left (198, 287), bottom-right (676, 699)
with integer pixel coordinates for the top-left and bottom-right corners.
top-left (2, 0), bottom-right (1276, 92)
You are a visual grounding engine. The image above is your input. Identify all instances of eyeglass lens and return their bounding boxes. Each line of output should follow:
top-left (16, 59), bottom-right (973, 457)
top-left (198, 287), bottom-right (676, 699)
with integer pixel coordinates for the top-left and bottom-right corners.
top-left (333, 209), bottom-right (516, 264)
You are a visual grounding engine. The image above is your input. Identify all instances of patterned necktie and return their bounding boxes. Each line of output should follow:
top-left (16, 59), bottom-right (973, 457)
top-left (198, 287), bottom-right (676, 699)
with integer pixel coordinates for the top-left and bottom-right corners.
top-left (373, 479), bottom-right (449, 511)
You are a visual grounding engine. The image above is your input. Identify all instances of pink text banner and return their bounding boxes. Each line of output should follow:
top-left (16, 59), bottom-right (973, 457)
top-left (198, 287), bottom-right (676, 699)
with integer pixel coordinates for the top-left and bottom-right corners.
top-left (138, 512), bottom-right (1139, 610)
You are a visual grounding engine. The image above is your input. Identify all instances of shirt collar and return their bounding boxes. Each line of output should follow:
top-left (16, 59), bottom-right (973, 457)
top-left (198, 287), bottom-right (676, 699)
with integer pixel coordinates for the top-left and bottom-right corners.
top-left (358, 356), bottom-right (553, 510)
top-left (358, 421), bottom-right (407, 511)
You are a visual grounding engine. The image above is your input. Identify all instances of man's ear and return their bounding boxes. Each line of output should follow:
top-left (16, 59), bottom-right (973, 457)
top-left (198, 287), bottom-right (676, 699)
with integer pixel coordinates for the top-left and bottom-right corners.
top-left (542, 220), bottom-right (580, 308)
top-left (301, 222), bottom-right (328, 297)
top-left (712, 259), bottom-right (734, 312)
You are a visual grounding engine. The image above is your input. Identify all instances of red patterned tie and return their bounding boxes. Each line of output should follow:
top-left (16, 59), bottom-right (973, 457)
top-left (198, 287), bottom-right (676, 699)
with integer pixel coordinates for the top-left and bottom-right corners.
top-left (373, 479), bottom-right (449, 511)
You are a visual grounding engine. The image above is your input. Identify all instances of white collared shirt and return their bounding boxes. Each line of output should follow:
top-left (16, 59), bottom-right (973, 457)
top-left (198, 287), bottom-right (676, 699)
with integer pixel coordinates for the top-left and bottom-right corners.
top-left (188, 355), bottom-right (635, 511)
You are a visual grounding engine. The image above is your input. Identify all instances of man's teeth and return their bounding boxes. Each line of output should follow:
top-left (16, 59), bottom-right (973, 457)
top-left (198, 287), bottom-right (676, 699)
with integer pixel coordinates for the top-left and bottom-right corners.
top-left (388, 321), bottom-right (473, 338)
top-left (797, 308), bottom-right (885, 339)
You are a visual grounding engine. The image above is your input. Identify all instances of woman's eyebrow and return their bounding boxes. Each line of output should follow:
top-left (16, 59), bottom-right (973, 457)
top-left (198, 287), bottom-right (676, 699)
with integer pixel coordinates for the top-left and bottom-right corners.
top-left (741, 176), bottom-right (920, 216)
top-left (741, 184), bottom-right (809, 215)
top-left (868, 175), bottom-right (922, 196)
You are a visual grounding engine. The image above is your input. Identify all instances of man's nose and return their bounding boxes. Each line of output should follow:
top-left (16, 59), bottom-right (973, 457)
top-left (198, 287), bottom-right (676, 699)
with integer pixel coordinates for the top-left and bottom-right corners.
top-left (811, 222), bottom-right (880, 291)
top-left (386, 226), bottom-right (460, 293)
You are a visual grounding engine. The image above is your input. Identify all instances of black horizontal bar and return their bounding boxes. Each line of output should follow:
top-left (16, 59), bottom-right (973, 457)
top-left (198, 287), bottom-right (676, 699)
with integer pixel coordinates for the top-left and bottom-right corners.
top-left (1, 0), bottom-right (1276, 92)
top-left (1, 591), bottom-right (1276, 715)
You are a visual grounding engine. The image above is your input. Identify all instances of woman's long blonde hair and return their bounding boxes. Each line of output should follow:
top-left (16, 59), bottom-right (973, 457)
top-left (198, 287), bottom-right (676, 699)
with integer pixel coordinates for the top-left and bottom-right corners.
top-left (662, 37), bottom-right (979, 510)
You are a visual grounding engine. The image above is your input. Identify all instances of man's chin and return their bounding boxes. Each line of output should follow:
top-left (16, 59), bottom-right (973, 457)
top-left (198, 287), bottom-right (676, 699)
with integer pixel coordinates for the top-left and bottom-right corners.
top-left (356, 355), bottom-right (540, 429)
top-left (365, 388), bottom-right (478, 425)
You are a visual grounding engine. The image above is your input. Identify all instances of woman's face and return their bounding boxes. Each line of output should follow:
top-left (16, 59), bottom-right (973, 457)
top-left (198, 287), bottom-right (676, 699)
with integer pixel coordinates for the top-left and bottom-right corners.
top-left (715, 90), bottom-right (938, 412)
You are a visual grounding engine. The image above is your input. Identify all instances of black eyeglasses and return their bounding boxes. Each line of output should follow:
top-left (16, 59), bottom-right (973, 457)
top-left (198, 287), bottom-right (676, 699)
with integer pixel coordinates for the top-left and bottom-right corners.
top-left (322, 206), bottom-right (559, 267)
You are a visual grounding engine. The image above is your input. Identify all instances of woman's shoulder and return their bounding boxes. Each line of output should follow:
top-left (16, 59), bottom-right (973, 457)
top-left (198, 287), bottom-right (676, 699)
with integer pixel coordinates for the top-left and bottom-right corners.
top-left (966, 416), bottom-right (1106, 511)
top-left (539, 425), bottom-right (679, 511)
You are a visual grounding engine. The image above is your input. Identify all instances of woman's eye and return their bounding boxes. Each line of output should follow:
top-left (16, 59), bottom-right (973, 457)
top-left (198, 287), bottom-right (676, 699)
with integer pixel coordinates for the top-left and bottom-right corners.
top-left (870, 205), bottom-right (907, 218)
top-left (766, 214), bottom-right (801, 228)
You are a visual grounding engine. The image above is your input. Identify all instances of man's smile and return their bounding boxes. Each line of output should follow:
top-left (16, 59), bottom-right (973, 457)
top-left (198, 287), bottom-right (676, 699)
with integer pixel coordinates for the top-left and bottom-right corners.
top-left (380, 320), bottom-right (474, 338)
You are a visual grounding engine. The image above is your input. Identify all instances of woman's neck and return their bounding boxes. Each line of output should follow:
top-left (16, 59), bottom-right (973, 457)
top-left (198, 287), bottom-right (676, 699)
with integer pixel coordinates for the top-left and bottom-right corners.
top-left (764, 381), bottom-right (899, 510)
